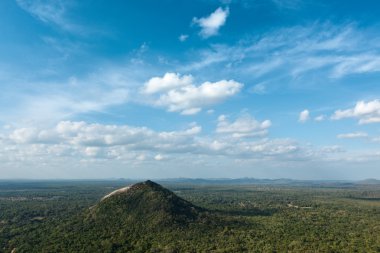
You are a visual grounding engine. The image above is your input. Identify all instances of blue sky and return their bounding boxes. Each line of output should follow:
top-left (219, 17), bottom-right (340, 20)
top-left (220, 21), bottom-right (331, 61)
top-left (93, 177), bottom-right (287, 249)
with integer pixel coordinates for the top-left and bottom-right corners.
top-left (1, 0), bottom-right (380, 179)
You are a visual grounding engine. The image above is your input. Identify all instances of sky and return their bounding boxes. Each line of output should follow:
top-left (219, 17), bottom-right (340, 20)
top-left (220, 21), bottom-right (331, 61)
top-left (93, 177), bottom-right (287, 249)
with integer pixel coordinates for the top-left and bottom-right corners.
top-left (1, 0), bottom-right (380, 179)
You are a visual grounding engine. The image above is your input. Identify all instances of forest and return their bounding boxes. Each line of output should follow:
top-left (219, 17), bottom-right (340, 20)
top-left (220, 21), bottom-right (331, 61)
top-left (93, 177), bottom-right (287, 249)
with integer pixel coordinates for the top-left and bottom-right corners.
top-left (0, 180), bottom-right (379, 252)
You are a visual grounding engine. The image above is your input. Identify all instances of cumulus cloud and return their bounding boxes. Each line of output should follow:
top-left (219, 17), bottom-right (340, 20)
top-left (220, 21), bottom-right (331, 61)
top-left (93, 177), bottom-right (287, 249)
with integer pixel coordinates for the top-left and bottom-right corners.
top-left (216, 114), bottom-right (271, 138)
top-left (143, 73), bottom-right (243, 115)
top-left (298, 110), bottom-right (310, 123)
top-left (193, 7), bottom-right (229, 38)
top-left (337, 132), bottom-right (368, 139)
top-left (332, 100), bottom-right (380, 124)
top-left (4, 120), bottom-right (306, 162)
top-left (9, 121), bottom-right (198, 148)
top-left (84, 147), bottom-right (102, 157)
top-left (157, 80), bottom-right (242, 114)
top-left (57, 121), bottom-right (202, 148)
top-left (9, 128), bottom-right (60, 144)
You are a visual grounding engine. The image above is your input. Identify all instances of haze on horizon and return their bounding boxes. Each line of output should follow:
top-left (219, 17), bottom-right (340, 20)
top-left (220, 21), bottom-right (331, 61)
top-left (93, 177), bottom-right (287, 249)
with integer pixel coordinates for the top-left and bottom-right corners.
top-left (1, 0), bottom-right (380, 180)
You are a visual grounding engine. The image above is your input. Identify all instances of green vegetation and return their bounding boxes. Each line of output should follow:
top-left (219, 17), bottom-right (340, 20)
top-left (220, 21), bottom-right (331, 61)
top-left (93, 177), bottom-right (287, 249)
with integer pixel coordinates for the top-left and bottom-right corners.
top-left (0, 180), bottom-right (379, 252)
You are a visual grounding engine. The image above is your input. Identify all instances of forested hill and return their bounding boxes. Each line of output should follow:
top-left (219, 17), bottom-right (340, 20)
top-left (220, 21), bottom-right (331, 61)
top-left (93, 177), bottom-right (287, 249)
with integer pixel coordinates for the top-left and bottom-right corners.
top-left (9, 181), bottom-right (217, 252)
top-left (89, 180), bottom-right (204, 226)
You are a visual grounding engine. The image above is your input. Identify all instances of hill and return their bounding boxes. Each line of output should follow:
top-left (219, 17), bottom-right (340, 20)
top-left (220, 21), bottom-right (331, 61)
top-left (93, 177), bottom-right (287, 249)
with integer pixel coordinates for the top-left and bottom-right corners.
top-left (11, 181), bottom-right (215, 252)
top-left (89, 180), bottom-right (204, 227)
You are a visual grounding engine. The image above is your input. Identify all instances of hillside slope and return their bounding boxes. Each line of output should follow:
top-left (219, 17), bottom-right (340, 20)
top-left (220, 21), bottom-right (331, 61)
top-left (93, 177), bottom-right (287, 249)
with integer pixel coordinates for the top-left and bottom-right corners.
top-left (89, 180), bottom-right (204, 227)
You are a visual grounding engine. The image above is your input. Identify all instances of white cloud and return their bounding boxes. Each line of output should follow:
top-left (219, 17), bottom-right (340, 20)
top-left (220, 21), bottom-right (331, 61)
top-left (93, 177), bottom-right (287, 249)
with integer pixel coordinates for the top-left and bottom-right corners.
top-left (179, 34), bottom-right (189, 42)
top-left (181, 108), bottom-right (202, 115)
top-left (154, 154), bottom-right (164, 161)
top-left (216, 114), bottom-right (271, 138)
top-left (332, 100), bottom-right (380, 124)
top-left (9, 128), bottom-right (39, 144)
top-left (144, 73), bottom-right (243, 115)
top-left (184, 124), bottom-right (202, 135)
top-left (9, 128), bottom-right (60, 144)
top-left (162, 80), bottom-right (241, 112)
top-left (337, 132), bottom-right (368, 139)
top-left (314, 115), bottom-right (325, 121)
top-left (193, 7), bottom-right (229, 38)
top-left (157, 80), bottom-right (242, 114)
top-left (143, 73), bottom-right (193, 94)
top-left (56, 121), bottom-right (86, 136)
top-left (299, 110), bottom-right (310, 123)
top-left (84, 147), bottom-right (101, 157)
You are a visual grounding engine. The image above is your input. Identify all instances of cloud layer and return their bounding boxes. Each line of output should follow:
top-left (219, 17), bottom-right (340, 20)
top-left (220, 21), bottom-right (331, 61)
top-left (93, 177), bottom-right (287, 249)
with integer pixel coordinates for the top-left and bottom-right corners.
top-left (3, 119), bottom-right (308, 163)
